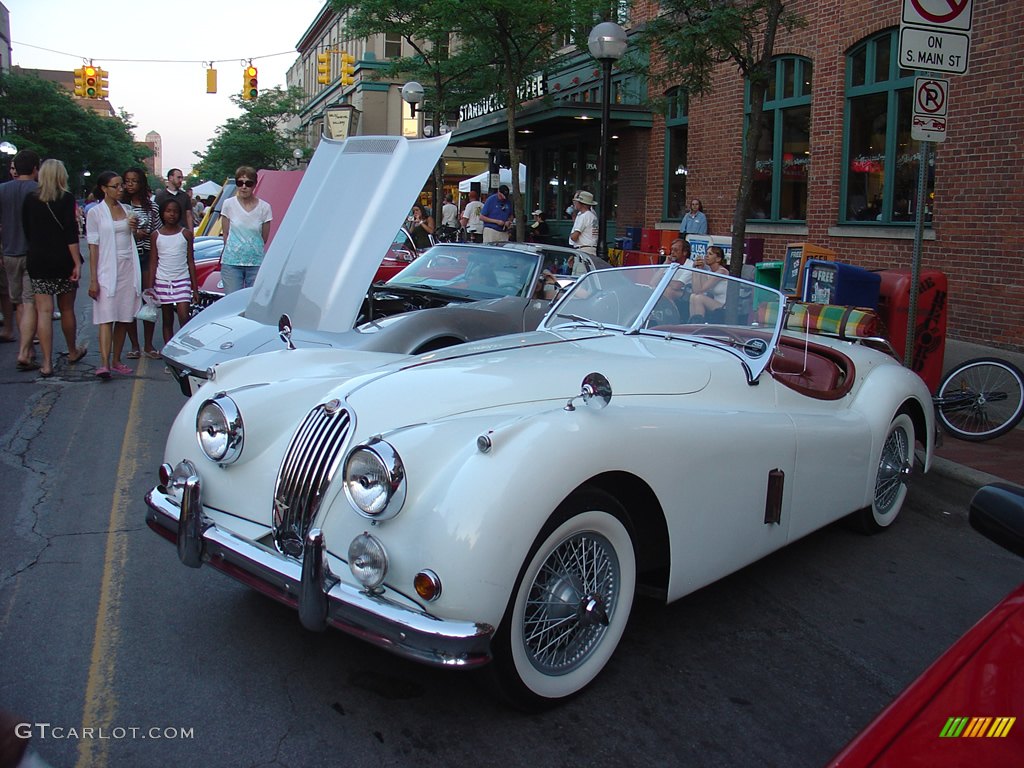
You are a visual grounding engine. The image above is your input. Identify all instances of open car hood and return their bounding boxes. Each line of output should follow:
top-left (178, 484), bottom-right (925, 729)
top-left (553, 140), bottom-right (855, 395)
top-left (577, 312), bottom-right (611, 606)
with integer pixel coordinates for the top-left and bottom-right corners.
top-left (244, 133), bottom-right (451, 334)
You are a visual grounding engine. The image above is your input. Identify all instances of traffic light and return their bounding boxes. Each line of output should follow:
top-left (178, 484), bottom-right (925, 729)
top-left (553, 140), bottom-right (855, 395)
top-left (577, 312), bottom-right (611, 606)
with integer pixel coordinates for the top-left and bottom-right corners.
top-left (73, 67), bottom-right (86, 97)
top-left (96, 67), bottom-right (109, 98)
top-left (83, 65), bottom-right (99, 98)
top-left (242, 65), bottom-right (258, 100)
top-left (316, 53), bottom-right (331, 85)
top-left (340, 52), bottom-right (355, 87)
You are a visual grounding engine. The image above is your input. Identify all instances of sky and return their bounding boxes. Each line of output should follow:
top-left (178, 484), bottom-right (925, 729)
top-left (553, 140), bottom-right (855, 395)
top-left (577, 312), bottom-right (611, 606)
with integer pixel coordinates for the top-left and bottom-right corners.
top-left (5, 0), bottom-right (325, 179)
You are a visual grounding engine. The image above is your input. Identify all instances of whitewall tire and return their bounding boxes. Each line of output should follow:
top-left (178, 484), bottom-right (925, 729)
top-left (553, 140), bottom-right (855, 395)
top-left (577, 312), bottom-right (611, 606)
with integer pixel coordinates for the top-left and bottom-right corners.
top-left (488, 489), bottom-right (636, 709)
top-left (859, 413), bottom-right (915, 533)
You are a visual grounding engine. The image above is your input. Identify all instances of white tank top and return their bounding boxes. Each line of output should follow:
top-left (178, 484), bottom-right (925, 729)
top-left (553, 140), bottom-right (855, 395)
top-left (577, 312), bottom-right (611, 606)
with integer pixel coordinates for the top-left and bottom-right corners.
top-left (155, 229), bottom-right (188, 281)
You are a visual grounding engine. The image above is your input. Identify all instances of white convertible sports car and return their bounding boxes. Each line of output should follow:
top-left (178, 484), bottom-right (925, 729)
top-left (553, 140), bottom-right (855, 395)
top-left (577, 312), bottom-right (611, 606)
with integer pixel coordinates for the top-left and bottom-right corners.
top-left (146, 263), bottom-right (935, 708)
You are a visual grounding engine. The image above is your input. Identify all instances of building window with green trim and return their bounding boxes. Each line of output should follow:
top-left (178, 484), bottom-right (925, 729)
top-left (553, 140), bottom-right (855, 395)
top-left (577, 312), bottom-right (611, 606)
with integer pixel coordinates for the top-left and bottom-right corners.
top-left (663, 87), bottom-right (688, 220)
top-left (843, 29), bottom-right (933, 224)
top-left (746, 56), bottom-right (812, 222)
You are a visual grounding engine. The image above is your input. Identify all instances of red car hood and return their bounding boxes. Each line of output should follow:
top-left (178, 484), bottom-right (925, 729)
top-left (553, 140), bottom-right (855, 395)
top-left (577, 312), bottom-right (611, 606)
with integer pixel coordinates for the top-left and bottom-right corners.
top-left (828, 583), bottom-right (1024, 767)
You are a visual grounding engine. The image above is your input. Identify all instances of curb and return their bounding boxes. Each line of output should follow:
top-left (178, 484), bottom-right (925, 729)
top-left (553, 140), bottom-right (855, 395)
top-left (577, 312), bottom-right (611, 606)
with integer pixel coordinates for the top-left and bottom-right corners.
top-left (927, 454), bottom-right (1009, 491)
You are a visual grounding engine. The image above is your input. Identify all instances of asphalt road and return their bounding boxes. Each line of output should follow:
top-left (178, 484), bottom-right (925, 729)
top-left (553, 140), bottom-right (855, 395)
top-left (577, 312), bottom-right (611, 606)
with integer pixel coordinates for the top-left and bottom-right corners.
top-left (1, 298), bottom-right (1021, 768)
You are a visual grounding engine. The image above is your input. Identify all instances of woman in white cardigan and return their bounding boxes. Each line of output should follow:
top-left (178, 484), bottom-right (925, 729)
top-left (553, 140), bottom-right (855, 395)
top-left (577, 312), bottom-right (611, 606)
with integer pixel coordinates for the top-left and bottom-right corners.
top-left (86, 172), bottom-right (142, 378)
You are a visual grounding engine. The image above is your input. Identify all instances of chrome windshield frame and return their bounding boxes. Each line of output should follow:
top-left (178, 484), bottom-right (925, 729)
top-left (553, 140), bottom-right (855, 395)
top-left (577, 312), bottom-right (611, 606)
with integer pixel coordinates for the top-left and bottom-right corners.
top-left (542, 263), bottom-right (787, 383)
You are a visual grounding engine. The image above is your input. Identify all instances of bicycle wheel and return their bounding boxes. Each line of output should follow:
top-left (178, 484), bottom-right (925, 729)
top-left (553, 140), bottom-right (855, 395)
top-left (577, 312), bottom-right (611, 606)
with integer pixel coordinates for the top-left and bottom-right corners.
top-left (936, 357), bottom-right (1024, 441)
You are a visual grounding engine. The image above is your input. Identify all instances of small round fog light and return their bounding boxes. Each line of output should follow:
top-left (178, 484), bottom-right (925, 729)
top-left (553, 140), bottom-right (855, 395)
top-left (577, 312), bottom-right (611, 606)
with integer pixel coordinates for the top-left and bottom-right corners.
top-left (413, 570), bottom-right (442, 602)
top-left (348, 532), bottom-right (388, 590)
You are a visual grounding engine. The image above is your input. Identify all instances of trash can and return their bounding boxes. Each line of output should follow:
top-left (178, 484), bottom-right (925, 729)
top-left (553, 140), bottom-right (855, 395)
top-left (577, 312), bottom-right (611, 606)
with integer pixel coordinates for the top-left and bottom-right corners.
top-left (754, 260), bottom-right (784, 308)
top-left (877, 269), bottom-right (948, 391)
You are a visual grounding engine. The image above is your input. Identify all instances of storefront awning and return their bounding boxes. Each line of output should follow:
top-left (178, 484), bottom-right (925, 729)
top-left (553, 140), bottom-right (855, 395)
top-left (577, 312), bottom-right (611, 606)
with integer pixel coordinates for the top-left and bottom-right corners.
top-left (450, 100), bottom-right (652, 148)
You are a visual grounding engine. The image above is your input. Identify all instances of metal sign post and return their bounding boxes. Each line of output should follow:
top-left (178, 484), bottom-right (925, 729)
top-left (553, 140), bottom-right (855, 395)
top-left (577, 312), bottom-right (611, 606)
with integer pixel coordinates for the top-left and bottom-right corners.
top-left (898, 0), bottom-right (972, 369)
top-left (905, 138), bottom-right (931, 368)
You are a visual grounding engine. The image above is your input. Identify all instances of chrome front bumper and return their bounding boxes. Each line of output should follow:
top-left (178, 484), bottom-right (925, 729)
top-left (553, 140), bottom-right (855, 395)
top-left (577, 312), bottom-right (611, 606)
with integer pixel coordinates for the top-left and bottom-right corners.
top-left (144, 468), bottom-right (494, 669)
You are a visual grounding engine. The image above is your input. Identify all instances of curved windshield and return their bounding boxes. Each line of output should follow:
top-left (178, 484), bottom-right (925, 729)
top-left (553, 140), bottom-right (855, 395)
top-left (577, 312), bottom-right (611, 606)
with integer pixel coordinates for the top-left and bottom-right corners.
top-left (385, 244), bottom-right (539, 300)
top-left (542, 264), bottom-right (785, 380)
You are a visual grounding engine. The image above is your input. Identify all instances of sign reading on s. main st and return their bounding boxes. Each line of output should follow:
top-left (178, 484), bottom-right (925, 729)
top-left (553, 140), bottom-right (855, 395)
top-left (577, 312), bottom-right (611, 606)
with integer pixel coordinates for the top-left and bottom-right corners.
top-left (899, 0), bottom-right (973, 75)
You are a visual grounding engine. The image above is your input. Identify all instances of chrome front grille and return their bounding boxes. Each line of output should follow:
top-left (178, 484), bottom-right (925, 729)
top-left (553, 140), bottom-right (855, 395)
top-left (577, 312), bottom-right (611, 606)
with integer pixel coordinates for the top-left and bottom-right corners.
top-left (272, 403), bottom-right (351, 557)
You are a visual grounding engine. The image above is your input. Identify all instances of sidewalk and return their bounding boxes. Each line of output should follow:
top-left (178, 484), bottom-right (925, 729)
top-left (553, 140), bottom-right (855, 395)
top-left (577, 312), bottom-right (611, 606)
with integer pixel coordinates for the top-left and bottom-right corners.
top-left (931, 424), bottom-right (1024, 489)
top-left (927, 339), bottom-right (1024, 490)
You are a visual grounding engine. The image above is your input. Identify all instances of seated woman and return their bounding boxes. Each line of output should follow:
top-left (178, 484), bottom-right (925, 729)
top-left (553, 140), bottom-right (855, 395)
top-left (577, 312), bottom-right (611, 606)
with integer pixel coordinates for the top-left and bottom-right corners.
top-left (688, 246), bottom-right (729, 322)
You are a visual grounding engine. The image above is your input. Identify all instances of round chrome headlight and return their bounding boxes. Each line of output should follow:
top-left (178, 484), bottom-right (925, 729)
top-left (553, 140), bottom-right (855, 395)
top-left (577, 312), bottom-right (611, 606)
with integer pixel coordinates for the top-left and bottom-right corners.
top-left (349, 532), bottom-right (388, 589)
top-left (343, 440), bottom-right (406, 520)
top-left (196, 394), bottom-right (243, 464)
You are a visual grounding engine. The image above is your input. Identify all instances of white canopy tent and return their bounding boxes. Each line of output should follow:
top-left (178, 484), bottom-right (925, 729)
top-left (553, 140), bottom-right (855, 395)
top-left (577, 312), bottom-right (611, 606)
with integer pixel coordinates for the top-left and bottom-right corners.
top-left (458, 164), bottom-right (526, 193)
top-left (191, 180), bottom-right (222, 197)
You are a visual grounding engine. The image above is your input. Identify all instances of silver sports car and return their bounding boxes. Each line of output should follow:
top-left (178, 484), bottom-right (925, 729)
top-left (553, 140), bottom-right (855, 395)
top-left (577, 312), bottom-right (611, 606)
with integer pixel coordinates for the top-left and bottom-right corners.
top-left (163, 133), bottom-right (604, 396)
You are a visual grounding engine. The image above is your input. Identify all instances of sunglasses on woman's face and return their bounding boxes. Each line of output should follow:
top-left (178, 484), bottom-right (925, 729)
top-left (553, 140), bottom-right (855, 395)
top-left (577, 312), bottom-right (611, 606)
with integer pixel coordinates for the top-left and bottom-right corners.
top-left (235, 179), bottom-right (256, 188)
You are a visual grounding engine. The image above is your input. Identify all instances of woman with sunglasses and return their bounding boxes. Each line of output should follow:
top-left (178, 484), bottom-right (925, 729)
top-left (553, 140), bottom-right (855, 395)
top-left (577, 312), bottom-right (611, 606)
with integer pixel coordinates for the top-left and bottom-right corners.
top-left (220, 166), bottom-right (273, 293)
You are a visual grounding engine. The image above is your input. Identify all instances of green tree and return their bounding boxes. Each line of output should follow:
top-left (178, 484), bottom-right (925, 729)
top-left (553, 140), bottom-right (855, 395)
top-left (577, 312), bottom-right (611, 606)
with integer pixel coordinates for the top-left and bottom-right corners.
top-left (453, 0), bottom-right (608, 241)
top-left (192, 86), bottom-right (305, 183)
top-left (0, 70), bottom-right (149, 193)
top-left (640, 0), bottom-right (804, 276)
top-left (331, 0), bottom-right (492, 214)
top-left (331, 0), bottom-right (607, 241)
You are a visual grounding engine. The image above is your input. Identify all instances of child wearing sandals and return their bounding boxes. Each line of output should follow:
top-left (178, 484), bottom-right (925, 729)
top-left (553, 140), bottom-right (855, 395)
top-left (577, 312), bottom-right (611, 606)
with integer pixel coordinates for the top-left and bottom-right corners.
top-left (148, 199), bottom-right (196, 345)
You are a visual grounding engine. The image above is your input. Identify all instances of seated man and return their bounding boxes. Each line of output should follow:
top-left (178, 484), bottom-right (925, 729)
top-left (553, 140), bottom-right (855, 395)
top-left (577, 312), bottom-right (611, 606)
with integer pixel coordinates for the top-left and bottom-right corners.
top-left (648, 273), bottom-right (687, 327)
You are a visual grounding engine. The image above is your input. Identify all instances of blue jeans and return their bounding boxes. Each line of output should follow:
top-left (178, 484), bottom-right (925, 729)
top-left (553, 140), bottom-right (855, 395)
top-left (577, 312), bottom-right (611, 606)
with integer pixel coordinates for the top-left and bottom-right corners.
top-left (221, 264), bottom-right (260, 294)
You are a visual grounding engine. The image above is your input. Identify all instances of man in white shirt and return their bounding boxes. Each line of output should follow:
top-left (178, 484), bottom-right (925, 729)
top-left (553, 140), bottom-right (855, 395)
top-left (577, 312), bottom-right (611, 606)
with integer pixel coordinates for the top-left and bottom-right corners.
top-left (460, 190), bottom-right (484, 243)
top-left (568, 190), bottom-right (598, 275)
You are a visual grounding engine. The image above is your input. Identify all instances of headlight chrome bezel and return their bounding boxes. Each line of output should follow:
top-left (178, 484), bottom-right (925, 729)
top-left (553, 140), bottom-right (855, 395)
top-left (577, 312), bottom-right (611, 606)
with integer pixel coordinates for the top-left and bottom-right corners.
top-left (196, 394), bottom-right (244, 465)
top-left (343, 439), bottom-right (406, 520)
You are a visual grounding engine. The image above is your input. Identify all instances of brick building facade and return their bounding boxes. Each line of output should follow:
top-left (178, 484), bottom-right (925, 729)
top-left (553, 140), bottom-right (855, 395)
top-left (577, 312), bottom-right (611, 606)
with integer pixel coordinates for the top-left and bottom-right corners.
top-left (452, 0), bottom-right (1023, 354)
top-left (639, 0), bottom-right (1023, 353)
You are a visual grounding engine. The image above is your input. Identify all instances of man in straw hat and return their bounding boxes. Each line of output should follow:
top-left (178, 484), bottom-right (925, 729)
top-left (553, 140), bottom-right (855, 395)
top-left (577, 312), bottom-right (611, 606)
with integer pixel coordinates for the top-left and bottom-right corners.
top-left (568, 190), bottom-right (598, 275)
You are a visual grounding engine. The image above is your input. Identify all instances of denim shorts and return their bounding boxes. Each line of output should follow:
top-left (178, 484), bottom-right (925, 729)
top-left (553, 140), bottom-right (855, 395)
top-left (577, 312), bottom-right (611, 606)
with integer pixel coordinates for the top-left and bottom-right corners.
top-left (220, 264), bottom-right (261, 294)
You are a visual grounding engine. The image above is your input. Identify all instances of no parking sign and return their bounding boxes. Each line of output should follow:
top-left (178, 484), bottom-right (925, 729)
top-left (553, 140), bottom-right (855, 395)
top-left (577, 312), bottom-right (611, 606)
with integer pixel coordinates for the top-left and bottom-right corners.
top-left (912, 77), bottom-right (949, 142)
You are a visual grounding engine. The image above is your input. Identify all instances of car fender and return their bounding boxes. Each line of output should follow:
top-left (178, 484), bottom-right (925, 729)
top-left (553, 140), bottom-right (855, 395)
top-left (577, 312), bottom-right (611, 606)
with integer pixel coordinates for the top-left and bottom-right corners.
top-left (849, 361), bottom-right (935, 501)
top-left (318, 402), bottom-right (658, 628)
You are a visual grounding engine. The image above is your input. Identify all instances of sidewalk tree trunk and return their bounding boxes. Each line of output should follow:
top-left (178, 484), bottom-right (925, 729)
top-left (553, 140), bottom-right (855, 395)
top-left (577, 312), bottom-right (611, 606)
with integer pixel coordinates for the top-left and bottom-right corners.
top-left (639, 0), bottom-right (803, 276)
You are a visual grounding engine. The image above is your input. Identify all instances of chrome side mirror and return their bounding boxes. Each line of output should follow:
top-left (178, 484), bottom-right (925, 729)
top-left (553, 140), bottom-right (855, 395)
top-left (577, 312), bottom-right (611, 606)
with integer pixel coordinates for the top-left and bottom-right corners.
top-left (278, 314), bottom-right (296, 350)
top-left (564, 372), bottom-right (612, 411)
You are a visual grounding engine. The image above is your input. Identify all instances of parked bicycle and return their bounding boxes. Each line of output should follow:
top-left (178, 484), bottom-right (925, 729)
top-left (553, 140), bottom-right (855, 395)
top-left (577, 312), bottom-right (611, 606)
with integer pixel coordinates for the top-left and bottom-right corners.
top-left (933, 357), bottom-right (1024, 442)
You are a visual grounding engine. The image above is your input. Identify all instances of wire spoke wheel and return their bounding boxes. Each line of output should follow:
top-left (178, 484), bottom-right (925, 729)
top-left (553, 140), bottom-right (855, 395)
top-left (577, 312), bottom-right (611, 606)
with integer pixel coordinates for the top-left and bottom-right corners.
top-left (522, 531), bottom-right (618, 675)
top-left (937, 358), bottom-right (1024, 442)
top-left (489, 491), bottom-right (636, 709)
top-left (875, 417), bottom-right (911, 517)
top-left (854, 413), bottom-right (915, 534)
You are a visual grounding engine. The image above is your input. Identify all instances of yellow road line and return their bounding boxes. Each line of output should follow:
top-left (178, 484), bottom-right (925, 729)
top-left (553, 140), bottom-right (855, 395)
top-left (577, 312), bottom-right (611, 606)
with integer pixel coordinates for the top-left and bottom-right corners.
top-left (76, 358), bottom-right (148, 768)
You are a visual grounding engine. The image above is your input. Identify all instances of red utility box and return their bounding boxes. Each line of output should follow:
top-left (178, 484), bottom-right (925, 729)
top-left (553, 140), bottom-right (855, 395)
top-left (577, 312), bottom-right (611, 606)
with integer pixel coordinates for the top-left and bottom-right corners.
top-left (639, 229), bottom-right (661, 254)
top-left (660, 229), bottom-right (678, 253)
top-left (876, 269), bottom-right (948, 392)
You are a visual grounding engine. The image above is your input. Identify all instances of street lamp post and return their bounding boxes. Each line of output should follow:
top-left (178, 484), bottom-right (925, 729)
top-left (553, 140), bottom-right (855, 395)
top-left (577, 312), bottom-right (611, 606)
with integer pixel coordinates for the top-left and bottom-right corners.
top-left (588, 22), bottom-right (628, 261)
top-left (401, 81), bottom-right (439, 217)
